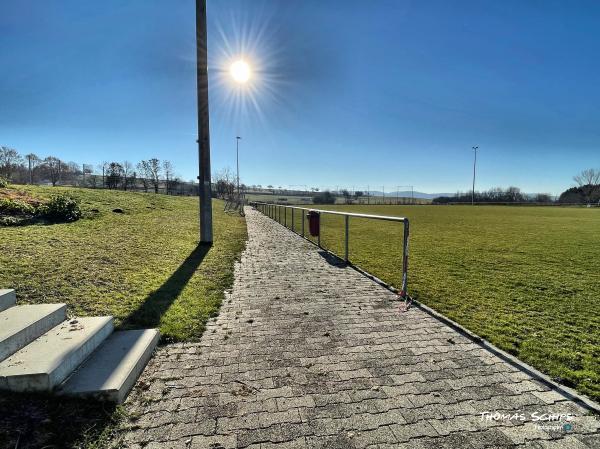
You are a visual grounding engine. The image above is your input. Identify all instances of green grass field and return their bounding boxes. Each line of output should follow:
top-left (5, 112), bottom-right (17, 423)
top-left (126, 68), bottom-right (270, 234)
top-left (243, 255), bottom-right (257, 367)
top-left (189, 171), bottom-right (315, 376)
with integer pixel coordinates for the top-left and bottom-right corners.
top-left (276, 204), bottom-right (600, 401)
top-left (0, 186), bottom-right (247, 342)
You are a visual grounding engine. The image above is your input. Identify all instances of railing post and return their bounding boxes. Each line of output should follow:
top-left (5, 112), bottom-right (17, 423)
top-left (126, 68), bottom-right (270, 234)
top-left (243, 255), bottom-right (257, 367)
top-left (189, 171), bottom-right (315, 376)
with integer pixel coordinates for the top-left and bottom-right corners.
top-left (255, 203), bottom-right (410, 298)
top-left (401, 219), bottom-right (410, 298)
top-left (317, 213), bottom-right (321, 247)
top-left (344, 215), bottom-right (349, 263)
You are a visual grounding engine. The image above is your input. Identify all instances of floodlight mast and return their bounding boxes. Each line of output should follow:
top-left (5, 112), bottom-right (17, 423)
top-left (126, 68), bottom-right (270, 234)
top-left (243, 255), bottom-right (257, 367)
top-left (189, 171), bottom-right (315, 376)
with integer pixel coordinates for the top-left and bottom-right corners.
top-left (471, 146), bottom-right (479, 205)
top-left (196, 0), bottom-right (213, 243)
top-left (236, 136), bottom-right (241, 197)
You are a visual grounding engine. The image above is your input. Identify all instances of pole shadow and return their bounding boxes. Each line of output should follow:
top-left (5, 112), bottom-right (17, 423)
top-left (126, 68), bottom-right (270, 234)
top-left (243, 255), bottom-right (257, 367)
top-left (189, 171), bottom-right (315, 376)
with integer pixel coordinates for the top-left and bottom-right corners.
top-left (123, 243), bottom-right (211, 330)
top-left (317, 250), bottom-right (347, 268)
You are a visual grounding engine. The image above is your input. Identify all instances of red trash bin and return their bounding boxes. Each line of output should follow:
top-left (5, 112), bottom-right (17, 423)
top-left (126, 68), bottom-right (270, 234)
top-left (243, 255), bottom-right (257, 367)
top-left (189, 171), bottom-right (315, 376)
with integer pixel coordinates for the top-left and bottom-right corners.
top-left (307, 211), bottom-right (320, 237)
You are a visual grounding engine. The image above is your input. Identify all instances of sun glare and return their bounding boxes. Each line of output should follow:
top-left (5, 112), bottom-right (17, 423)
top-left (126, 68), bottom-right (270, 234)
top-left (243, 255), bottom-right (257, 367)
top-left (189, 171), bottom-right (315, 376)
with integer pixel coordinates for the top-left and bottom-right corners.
top-left (230, 59), bottom-right (251, 83)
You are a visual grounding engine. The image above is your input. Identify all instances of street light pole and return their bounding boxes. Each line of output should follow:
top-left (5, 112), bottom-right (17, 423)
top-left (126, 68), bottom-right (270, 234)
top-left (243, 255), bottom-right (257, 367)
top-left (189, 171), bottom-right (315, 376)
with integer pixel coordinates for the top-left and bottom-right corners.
top-left (236, 136), bottom-right (241, 197)
top-left (196, 0), bottom-right (213, 243)
top-left (471, 146), bottom-right (478, 206)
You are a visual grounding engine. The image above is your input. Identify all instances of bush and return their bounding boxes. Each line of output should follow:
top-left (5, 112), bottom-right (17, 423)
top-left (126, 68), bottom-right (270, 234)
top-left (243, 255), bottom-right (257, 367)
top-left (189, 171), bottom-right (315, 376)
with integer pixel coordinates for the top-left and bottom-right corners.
top-left (0, 216), bottom-right (22, 226)
top-left (0, 177), bottom-right (8, 188)
top-left (38, 195), bottom-right (82, 222)
top-left (312, 191), bottom-right (336, 204)
top-left (0, 193), bottom-right (82, 226)
top-left (0, 198), bottom-right (36, 216)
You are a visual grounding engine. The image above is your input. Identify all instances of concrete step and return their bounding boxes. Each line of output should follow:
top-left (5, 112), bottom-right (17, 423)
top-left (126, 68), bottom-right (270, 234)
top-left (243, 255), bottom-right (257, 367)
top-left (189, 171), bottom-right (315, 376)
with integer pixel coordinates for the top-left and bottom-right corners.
top-left (0, 316), bottom-right (114, 392)
top-left (59, 329), bottom-right (160, 403)
top-left (0, 289), bottom-right (16, 313)
top-left (0, 304), bottom-right (67, 362)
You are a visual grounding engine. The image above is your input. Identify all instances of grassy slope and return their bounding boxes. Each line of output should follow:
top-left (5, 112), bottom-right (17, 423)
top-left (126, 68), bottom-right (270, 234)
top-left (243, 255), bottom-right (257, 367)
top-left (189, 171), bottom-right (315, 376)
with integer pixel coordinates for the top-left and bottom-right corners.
top-left (0, 186), bottom-right (247, 342)
top-left (281, 204), bottom-right (600, 401)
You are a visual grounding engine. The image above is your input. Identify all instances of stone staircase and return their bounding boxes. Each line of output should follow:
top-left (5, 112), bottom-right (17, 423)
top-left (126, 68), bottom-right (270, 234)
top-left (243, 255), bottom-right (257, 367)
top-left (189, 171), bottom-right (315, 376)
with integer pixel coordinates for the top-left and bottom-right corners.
top-left (0, 289), bottom-right (159, 403)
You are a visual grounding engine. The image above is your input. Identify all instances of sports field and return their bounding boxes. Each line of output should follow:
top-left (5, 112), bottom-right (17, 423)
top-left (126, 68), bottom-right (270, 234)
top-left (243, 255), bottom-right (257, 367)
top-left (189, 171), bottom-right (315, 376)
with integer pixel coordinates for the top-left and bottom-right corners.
top-left (275, 204), bottom-right (600, 401)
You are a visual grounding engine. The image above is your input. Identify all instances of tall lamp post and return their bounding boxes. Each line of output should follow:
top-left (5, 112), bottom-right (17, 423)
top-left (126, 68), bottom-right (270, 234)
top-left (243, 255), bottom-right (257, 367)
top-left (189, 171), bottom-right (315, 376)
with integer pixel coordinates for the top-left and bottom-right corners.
top-left (196, 0), bottom-right (213, 243)
top-left (471, 146), bottom-right (479, 206)
top-left (236, 136), bottom-right (241, 196)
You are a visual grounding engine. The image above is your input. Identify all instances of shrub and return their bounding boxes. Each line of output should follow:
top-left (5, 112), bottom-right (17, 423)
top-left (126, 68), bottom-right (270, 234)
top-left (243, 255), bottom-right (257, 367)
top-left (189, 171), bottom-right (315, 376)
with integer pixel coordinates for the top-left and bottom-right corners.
top-left (0, 198), bottom-right (36, 216)
top-left (312, 191), bottom-right (336, 204)
top-left (0, 216), bottom-right (22, 226)
top-left (38, 195), bottom-right (82, 222)
top-left (0, 177), bottom-right (8, 188)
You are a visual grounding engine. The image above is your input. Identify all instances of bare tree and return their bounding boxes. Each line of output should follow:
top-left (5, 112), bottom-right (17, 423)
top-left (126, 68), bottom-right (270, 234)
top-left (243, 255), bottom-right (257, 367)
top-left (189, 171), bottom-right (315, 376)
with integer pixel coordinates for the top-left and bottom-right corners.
top-left (42, 156), bottom-right (62, 186)
top-left (147, 158), bottom-right (161, 193)
top-left (64, 162), bottom-right (81, 185)
top-left (25, 153), bottom-right (40, 184)
top-left (163, 160), bottom-right (174, 195)
top-left (213, 168), bottom-right (235, 198)
top-left (136, 161), bottom-right (150, 192)
top-left (573, 168), bottom-right (600, 204)
top-left (122, 161), bottom-right (134, 191)
top-left (0, 147), bottom-right (23, 180)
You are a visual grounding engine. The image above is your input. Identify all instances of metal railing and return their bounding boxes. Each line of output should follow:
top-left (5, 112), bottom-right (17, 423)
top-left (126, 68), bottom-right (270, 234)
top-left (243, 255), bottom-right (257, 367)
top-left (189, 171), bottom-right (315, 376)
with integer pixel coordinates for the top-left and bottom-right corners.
top-left (250, 201), bottom-right (410, 298)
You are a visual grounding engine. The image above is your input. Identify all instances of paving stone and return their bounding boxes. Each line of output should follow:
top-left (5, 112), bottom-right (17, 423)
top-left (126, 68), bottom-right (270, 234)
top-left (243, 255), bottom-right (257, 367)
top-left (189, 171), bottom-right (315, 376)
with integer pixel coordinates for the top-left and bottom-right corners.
top-left (117, 208), bottom-right (599, 448)
top-left (190, 434), bottom-right (237, 449)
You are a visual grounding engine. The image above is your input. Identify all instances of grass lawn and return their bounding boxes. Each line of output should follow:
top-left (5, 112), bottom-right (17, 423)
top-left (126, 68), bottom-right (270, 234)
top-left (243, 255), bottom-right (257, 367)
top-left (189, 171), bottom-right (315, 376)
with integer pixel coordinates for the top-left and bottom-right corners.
top-left (276, 204), bottom-right (600, 402)
top-left (0, 185), bottom-right (247, 342)
top-left (0, 186), bottom-right (246, 448)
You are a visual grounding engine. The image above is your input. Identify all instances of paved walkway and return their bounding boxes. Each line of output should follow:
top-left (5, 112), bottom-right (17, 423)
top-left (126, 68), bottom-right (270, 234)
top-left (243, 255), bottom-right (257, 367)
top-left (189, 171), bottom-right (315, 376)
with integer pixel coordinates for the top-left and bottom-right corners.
top-left (120, 207), bottom-right (599, 449)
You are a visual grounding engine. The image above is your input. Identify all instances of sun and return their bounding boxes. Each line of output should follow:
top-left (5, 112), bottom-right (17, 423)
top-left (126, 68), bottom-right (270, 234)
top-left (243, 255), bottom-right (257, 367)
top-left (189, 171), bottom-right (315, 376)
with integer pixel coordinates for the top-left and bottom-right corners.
top-left (230, 59), bottom-right (251, 83)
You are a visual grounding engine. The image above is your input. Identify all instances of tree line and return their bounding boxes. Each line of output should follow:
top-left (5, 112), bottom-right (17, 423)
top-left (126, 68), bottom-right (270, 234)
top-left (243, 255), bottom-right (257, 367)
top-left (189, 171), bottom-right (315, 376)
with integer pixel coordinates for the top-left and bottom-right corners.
top-left (433, 186), bottom-right (552, 204)
top-left (0, 146), bottom-right (196, 195)
top-left (433, 169), bottom-right (600, 205)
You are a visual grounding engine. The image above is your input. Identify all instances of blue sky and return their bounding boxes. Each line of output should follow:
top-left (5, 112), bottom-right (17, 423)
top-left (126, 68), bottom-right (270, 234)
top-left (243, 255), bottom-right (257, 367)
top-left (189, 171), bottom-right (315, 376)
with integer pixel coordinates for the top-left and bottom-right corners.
top-left (1, 0), bottom-right (599, 195)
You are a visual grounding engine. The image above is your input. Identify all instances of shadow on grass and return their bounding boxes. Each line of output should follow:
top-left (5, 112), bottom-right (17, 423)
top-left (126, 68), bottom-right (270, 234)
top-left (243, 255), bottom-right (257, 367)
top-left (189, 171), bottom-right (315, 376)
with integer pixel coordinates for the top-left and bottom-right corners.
top-left (123, 243), bottom-right (211, 331)
top-left (0, 392), bottom-right (121, 449)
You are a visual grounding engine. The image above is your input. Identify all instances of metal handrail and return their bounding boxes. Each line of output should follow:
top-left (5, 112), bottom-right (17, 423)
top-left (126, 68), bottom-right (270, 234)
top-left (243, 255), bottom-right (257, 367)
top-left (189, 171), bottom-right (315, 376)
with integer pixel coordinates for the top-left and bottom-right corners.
top-left (249, 201), bottom-right (410, 298)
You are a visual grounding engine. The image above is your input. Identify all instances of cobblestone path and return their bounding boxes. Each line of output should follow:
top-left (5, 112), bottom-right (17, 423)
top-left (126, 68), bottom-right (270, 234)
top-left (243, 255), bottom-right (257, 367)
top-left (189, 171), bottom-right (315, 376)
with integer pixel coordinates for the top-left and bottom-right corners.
top-left (120, 207), bottom-right (599, 449)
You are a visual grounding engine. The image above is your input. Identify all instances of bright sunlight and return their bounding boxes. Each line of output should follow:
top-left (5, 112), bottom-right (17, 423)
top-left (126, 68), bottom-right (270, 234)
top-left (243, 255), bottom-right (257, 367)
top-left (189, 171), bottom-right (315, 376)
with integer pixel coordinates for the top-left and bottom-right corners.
top-left (230, 59), bottom-right (251, 83)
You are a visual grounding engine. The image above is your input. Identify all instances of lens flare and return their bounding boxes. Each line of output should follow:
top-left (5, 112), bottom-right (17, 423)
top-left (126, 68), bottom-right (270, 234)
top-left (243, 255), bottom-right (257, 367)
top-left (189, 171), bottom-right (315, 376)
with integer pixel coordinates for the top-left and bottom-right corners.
top-left (208, 5), bottom-right (292, 134)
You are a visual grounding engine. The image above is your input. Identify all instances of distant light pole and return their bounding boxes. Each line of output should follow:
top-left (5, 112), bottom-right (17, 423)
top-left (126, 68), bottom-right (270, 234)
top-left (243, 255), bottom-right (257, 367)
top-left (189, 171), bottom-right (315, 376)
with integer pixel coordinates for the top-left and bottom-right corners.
top-left (236, 136), bottom-right (241, 196)
top-left (196, 0), bottom-right (213, 243)
top-left (27, 155), bottom-right (34, 184)
top-left (471, 146), bottom-right (479, 206)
